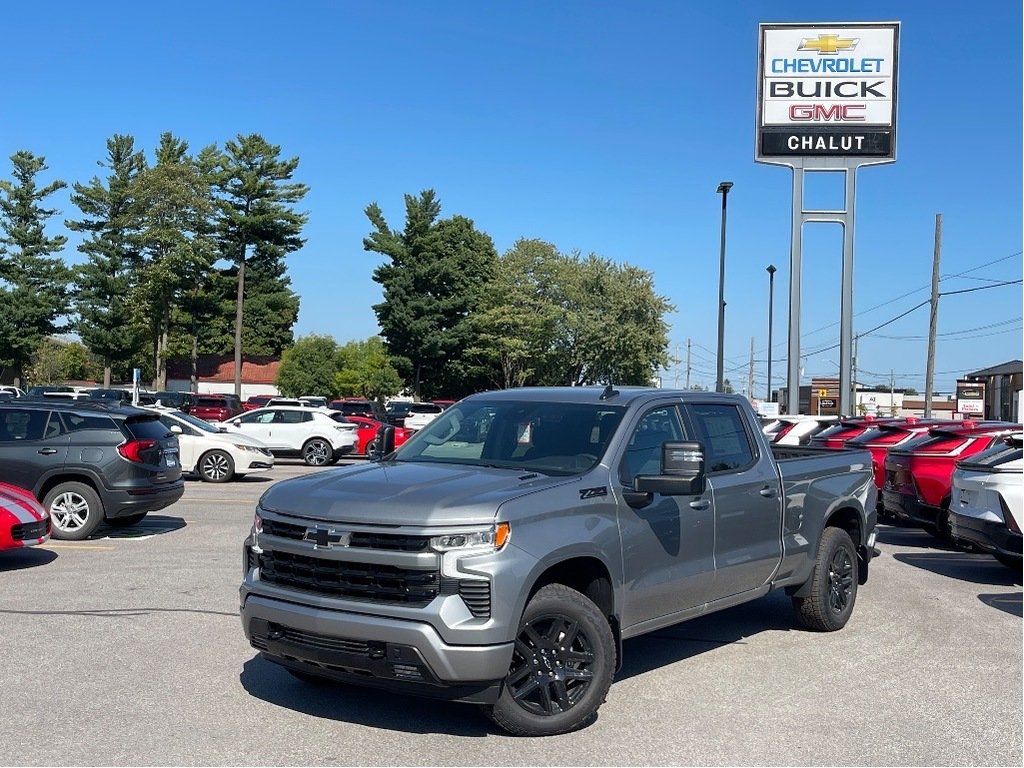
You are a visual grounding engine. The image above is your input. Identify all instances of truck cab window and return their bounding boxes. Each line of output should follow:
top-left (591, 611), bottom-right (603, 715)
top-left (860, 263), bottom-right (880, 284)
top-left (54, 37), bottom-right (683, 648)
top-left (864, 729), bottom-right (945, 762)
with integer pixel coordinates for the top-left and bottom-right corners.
top-left (686, 404), bottom-right (755, 472)
top-left (619, 406), bottom-right (686, 486)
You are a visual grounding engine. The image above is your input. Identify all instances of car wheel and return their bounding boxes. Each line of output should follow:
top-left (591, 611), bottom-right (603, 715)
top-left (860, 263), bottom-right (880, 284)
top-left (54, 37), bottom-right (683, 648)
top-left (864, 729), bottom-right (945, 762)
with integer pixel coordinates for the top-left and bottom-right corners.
top-left (793, 526), bottom-right (859, 631)
top-left (302, 438), bottom-right (332, 466)
top-left (995, 553), bottom-right (1022, 572)
top-left (106, 513), bottom-right (148, 528)
top-left (482, 584), bottom-right (615, 737)
top-left (198, 449), bottom-right (235, 483)
top-left (44, 482), bottom-right (105, 541)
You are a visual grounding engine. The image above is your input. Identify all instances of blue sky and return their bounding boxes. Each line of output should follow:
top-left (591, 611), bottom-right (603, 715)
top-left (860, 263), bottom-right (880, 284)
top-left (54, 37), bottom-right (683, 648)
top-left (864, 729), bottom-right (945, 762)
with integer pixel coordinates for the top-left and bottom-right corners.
top-left (4, 1), bottom-right (1021, 394)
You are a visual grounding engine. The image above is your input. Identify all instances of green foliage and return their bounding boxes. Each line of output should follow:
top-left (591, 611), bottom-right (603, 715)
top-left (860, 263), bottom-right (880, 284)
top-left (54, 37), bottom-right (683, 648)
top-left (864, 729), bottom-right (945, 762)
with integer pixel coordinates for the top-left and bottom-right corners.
top-left (335, 337), bottom-right (403, 401)
top-left (206, 134), bottom-right (309, 393)
top-left (365, 190), bottom-right (498, 399)
top-left (132, 133), bottom-right (216, 389)
top-left (66, 134), bottom-right (149, 385)
top-left (26, 338), bottom-right (101, 385)
top-left (276, 334), bottom-right (339, 398)
top-left (0, 151), bottom-right (71, 383)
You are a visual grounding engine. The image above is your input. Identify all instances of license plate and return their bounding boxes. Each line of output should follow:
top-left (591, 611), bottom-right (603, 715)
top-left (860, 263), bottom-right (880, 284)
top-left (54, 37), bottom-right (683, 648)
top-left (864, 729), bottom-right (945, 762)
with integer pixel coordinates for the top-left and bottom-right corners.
top-left (164, 451), bottom-right (178, 467)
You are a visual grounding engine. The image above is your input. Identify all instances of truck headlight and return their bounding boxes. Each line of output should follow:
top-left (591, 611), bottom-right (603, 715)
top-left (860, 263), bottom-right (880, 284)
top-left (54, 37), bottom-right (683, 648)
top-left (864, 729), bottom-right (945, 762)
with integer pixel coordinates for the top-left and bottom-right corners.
top-left (429, 523), bottom-right (510, 553)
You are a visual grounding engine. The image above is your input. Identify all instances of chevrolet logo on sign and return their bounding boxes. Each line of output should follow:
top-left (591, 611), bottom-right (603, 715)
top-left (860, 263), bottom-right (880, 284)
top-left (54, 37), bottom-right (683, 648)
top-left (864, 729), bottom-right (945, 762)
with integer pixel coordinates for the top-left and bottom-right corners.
top-left (304, 527), bottom-right (350, 549)
top-left (798, 34), bottom-right (859, 55)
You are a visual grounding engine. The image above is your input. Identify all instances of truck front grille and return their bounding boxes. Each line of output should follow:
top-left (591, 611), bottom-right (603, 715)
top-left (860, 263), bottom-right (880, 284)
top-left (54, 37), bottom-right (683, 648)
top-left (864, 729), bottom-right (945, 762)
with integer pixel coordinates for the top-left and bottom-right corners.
top-left (258, 550), bottom-right (439, 605)
top-left (261, 518), bottom-right (429, 551)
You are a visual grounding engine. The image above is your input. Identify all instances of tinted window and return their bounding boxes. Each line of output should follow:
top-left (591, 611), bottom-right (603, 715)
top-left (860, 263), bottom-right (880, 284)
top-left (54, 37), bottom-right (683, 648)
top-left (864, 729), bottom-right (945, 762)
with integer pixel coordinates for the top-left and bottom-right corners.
top-left (239, 410), bottom-right (274, 424)
top-left (619, 406), bottom-right (687, 486)
top-left (410, 403), bottom-right (443, 414)
top-left (960, 437), bottom-right (1023, 468)
top-left (195, 397), bottom-right (226, 407)
top-left (60, 412), bottom-right (118, 433)
top-left (275, 410), bottom-right (309, 424)
top-left (0, 409), bottom-right (48, 441)
top-left (686, 404), bottom-right (755, 472)
top-left (124, 416), bottom-right (173, 440)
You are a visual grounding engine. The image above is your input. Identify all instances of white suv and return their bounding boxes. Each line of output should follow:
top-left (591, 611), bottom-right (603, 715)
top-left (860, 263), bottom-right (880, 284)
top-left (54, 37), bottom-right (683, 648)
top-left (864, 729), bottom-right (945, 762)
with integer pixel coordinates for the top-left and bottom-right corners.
top-left (403, 402), bottom-right (445, 431)
top-left (219, 406), bottom-right (358, 466)
top-left (148, 408), bottom-right (275, 482)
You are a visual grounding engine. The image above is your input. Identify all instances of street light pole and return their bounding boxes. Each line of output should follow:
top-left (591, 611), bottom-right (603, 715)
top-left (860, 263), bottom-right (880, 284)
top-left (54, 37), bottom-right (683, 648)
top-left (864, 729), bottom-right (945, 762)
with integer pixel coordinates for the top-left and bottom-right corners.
top-left (766, 264), bottom-right (776, 401)
top-left (715, 181), bottom-right (733, 393)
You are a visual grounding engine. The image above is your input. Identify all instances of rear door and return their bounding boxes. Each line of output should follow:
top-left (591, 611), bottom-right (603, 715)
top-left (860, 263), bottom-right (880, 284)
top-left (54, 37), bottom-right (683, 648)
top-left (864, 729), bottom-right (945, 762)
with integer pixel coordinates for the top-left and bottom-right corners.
top-left (123, 415), bottom-right (182, 484)
top-left (271, 409), bottom-right (313, 450)
top-left (683, 402), bottom-right (783, 599)
top-left (0, 408), bottom-right (70, 493)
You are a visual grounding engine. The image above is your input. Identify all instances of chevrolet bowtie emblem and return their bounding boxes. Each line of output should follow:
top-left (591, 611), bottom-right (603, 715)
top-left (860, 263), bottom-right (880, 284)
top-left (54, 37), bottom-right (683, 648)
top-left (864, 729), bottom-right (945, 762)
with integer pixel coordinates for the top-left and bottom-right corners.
top-left (304, 526), bottom-right (350, 549)
top-left (799, 34), bottom-right (859, 55)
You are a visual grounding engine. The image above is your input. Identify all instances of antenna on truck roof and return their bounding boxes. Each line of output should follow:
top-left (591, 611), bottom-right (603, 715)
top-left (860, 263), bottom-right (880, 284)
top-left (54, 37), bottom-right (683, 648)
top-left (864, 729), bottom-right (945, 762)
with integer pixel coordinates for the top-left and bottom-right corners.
top-left (599, 383), bottom-right (619, 400)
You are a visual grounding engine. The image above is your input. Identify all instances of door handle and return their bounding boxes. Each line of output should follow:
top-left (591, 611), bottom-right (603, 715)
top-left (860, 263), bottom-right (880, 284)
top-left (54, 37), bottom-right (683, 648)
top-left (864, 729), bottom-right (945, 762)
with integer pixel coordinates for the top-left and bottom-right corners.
top-left (759, 485), bottom-right (778, 498)
top-left (37, 448), bottom-right (59, 455)
top-left (689, 499), bottom-right (711, 511)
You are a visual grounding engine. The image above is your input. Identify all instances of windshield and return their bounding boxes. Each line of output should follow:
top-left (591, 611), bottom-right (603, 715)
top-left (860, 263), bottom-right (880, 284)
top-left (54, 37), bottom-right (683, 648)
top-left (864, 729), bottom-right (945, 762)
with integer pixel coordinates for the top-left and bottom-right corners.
top-left (172, 410), bottom-right (221, 434)
top-left (393, 399), bottom-right (626, 476)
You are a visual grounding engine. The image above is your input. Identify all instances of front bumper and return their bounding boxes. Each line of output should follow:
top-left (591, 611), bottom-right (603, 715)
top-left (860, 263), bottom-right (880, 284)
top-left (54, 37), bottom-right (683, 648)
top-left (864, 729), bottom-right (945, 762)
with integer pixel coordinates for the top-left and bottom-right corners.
top-left (240, 594), bottom-right (512, 702)
top-left (950, 512), bottom-right (1023, 560)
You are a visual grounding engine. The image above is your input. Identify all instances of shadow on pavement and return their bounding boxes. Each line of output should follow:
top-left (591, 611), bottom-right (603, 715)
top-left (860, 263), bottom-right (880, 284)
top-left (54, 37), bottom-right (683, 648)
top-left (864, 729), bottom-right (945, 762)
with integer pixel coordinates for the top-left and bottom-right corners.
top-left (892, 551), bottom-right (1021, 586)
top-left (617, 590), bottom-right (796, 682)
top-left (0, 546), bottom-right (57, 571)
top-left (91, 514), bottom-right (187, 540)
top-left (239, 656), bottom-right (495, 736)
top-left (977, 592), bottom-right (1023, 617)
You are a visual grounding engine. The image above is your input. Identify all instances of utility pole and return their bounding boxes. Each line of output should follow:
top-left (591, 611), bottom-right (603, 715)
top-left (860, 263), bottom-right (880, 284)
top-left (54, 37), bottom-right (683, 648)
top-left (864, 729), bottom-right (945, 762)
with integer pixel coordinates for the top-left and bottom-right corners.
top-left (925, 213), bottom-right (942, 417)
top-left (851, 334), bottom-right (858, 416)
top-left (748, 336), bottom-right (755, 401)
top-left (686, 338), bottom-right (691, 390)
top-left (890, 369), bottom-right (896, 417)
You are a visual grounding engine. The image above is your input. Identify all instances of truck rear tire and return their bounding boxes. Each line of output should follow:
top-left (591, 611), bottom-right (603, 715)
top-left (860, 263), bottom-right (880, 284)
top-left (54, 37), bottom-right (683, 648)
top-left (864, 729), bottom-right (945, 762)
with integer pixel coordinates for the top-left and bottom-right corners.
top-left (793, 526), bottom-right (859, 632)
top-left (482, 583), bottom-right (615, 736)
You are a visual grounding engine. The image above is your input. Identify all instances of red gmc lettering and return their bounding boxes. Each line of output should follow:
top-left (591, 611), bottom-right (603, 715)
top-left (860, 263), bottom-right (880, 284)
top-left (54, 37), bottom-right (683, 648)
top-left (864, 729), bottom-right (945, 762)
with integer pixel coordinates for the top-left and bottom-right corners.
top-left (789, 104), bottom-right (866, 121)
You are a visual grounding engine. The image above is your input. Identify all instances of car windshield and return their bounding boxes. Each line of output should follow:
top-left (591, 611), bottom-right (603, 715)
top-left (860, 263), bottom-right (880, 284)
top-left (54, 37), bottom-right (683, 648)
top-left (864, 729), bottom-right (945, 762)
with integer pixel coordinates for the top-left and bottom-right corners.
top-left (171, 410), bottom-right (221, 434)
top-left (393, 399), bottom-right (625, 476)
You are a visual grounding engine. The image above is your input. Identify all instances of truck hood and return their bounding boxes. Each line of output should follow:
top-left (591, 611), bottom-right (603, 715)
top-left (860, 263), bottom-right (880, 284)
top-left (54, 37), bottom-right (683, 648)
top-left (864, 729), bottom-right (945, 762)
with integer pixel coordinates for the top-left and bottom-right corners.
top-left (259, 460), bottom-right (573, 526)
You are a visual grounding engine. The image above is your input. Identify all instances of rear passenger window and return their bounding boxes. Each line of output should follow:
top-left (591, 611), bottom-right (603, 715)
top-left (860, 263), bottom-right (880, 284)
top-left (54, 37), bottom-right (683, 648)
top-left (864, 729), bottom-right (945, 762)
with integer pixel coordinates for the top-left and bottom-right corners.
top-left (686, 404), bottom-right (756, 473)
top-left (61, 413), bottom-right (118, 433)
top-left (0, 409), bottom-right (47, 441)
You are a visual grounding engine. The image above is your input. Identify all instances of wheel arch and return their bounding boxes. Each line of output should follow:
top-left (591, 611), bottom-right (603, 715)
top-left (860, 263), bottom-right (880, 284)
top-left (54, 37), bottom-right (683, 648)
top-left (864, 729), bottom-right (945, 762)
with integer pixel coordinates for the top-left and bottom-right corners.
top-left (37, 471), bottom-right (104, 505)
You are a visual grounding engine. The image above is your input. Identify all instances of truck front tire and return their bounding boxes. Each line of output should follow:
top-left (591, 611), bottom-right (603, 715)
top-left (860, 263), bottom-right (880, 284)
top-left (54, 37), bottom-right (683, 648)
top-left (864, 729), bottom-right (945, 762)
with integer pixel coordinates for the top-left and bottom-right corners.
top-left (483, 583), bottom-right (615, 736)
top-left (793, 526), bottom-right (859, 632)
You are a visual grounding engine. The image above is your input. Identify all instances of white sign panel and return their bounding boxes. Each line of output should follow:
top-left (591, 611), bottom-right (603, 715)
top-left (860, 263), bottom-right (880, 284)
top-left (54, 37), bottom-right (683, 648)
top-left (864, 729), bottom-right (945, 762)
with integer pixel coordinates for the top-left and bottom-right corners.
top-left (756, 22), bottom-right (899, 162)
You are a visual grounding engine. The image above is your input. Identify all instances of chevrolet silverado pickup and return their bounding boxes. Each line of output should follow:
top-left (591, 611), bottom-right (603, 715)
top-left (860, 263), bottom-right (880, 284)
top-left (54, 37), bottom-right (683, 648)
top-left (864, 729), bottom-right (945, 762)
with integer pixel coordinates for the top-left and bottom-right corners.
top-left (240, 387), bottom-right (877, 736)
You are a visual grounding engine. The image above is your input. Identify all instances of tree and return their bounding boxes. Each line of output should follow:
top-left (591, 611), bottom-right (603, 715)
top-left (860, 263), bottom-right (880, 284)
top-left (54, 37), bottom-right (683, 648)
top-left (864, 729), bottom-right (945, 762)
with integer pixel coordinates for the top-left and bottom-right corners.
top-left (0, 151), bottom-right (70, 386)
top-left (207, 135), bottom-right (308, 397)
top-left (465, 239), bottom-right (562, 389)
top-left (26, 338), bottom-right (101, 385)
top-left (364, 190), bottom-right (497, 399)
top-left (335, 337), bottom-right (403, 401)
top-left (67, 135), bottom-right (148, 387)
top-left (132, 133), bottom-right (215, 390)
top-left (276, 334), bottom-right (339, 397)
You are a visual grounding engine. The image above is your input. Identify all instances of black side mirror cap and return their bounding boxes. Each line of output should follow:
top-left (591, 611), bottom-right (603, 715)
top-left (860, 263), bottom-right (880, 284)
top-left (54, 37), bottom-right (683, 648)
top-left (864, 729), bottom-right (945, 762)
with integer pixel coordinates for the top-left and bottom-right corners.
top-left (634, 441), bottom-right (706, 496)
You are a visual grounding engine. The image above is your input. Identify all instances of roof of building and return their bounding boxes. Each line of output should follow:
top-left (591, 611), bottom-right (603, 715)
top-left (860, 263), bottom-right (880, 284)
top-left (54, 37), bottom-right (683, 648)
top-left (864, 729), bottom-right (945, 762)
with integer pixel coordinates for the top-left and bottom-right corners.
top-left (965, 360), bottom-right (1023, 378)
top-left (167, 355), bottom-right (280, 385)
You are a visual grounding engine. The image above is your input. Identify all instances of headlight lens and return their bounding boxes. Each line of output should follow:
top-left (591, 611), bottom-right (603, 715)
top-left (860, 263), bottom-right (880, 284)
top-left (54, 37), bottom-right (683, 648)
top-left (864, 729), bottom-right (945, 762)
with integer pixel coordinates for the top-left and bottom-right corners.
top-left (233, 443), bottom-right (257, 452)
top-left (429, 523), bottom-right (510, 553)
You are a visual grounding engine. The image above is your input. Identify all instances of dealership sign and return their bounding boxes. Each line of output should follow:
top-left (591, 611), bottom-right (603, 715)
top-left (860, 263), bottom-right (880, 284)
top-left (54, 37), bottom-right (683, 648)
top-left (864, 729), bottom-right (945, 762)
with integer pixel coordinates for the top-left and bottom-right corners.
top-left (956, 380), bottom-right (986, 417)
top-left (756, 22), bottom-right (899, 162)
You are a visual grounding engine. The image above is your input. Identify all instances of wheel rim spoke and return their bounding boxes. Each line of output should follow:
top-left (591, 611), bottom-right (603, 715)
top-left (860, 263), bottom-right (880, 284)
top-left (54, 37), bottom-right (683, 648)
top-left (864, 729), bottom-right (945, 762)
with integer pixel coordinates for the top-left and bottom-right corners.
top-left (509, 613), bottom-right (595, 718)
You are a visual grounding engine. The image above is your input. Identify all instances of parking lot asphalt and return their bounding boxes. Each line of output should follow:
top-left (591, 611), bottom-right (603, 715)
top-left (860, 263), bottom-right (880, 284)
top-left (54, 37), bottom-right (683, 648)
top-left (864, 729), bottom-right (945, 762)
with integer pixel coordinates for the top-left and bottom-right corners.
top-left (1, 460), bottom-right (1021, 766)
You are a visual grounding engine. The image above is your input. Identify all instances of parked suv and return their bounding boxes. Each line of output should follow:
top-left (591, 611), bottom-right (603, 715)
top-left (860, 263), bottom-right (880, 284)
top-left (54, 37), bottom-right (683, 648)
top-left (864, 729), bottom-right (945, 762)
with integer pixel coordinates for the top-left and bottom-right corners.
top-left (190, 395), bottom-right (243, 422)
top-left (0, 400), bottom-right (184, 540)
top-left (220, 406), bottom-right (358, 465)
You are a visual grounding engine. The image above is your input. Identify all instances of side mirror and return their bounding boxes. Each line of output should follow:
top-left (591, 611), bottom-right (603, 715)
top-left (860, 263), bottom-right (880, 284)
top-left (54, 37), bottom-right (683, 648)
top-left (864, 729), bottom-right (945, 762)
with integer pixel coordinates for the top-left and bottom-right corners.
top-left (170, 424), bottom-right (183, 434)
top-left (368, 425), bottom-right (396, 461)
top-left (634, 441), bottom-right (706, 496)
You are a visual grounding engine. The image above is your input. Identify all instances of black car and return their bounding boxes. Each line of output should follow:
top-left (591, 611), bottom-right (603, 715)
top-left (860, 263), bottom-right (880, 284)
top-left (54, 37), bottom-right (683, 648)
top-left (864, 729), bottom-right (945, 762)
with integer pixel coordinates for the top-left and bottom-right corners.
top-left (383, 401), bottom-right (413, 427)
top-left (328, 399), bottom-right (387, 421)
top-left (0, 400), bottom-right (184, 540)
top-left (155, 391), bottom-right (195, 412)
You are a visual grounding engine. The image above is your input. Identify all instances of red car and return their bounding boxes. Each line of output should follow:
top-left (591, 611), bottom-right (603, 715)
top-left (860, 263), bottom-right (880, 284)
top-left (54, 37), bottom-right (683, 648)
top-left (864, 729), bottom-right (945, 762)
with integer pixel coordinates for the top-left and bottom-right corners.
top-left (190, 395), bottom-right (244, 422)
top-left (243, 394), bottom-right (274, 412)
top-left (845, 418), bottom-right (957, 498)
top-left (335, 415), bottom-right (412, 454)
top-left (882, 420), bottom-right (1020, 538)
top-left (808, 415), bottom-right (904, 449)
top-left (1, 482), bottom-right (51, 550)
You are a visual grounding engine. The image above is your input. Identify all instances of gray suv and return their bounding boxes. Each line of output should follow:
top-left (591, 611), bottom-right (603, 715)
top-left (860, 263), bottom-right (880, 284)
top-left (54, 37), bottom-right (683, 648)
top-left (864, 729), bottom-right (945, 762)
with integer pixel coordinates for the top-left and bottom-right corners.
top-left (0, 400), bottom-right (185, 540)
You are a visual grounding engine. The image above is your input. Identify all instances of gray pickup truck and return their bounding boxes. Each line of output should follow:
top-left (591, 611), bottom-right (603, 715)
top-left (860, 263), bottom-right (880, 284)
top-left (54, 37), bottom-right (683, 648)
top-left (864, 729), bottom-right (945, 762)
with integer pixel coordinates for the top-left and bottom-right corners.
top-left (240, 387), bottom-right (877, 736)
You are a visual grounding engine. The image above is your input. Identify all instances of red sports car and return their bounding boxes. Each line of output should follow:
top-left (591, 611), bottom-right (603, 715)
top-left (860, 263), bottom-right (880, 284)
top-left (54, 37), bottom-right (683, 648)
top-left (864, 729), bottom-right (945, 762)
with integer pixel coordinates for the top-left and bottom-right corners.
top-left (336, 415), bottom-right (412, 454)
top-left (0, 482), bottom-right (51, 550)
